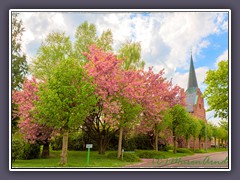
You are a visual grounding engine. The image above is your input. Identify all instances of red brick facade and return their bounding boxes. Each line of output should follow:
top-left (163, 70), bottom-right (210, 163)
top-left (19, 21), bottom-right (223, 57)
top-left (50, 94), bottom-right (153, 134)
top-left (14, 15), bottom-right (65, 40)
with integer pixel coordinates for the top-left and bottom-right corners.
top-left (190, 88), bottom-right (206, 121)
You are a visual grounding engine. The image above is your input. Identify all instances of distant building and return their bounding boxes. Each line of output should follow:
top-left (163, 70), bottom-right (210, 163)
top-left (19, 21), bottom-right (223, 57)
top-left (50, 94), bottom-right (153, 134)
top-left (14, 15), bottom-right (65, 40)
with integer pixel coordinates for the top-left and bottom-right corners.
top-left (185, 54), bottom-right (206, 121)
top-left (181, 54), bottom-right (211, 149)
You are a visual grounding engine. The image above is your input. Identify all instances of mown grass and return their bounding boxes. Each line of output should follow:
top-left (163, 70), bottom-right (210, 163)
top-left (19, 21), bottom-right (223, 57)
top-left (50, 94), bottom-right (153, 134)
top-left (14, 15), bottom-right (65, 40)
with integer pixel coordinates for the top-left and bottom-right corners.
top-left (12, 150), bottom-right (134, 168)
top-left (205, 148), bottom-right (228, 153)
top-left (12, 148), bottom-right (228, 168)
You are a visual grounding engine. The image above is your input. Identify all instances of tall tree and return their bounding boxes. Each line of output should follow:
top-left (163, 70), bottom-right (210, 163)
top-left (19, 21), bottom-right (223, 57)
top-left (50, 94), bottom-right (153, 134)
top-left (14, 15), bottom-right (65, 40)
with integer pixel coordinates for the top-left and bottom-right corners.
top-left (164, 105), bottom-right (190, 154)
top-left (12, 78), bottom-right (53, 158)
top-left (189, 117), bottom-right (201, 151)
top-left (11, 13), bottom-right (28, 90)
top-left (136, 70), bottom-right (185, 151)
top-left (11, 13), bottom-right (28, 132)
top-left (30, 32), bottom-right (73, 80)
top-left (203, 60), bottom-right (228, 119)
top-left (118, 41), bottom-right (145, 70)
top-left (84, 45), bottom-right (143, 157)
top-left (210, 124), bottom-right (219, 148)
top-left (74, 21), bottom-right (113, 62)
top-left (35, 58), bottom-right (97, 166)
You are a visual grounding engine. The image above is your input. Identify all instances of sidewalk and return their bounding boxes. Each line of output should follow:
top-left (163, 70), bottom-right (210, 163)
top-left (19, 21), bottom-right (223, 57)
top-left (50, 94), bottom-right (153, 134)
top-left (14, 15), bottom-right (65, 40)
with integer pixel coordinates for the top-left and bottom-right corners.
top-left (125, 152), bottom-right (227, 168)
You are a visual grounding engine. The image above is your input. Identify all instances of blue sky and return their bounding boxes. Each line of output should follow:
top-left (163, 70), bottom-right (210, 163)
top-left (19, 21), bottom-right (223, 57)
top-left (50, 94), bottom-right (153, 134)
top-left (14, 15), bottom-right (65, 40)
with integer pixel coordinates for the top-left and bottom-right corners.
top-left (16, 10), bottom-right (229, 125)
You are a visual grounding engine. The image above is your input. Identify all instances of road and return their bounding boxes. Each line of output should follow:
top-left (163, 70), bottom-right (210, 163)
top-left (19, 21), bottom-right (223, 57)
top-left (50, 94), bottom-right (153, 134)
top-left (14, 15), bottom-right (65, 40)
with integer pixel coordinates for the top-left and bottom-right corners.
top-left (125, 152), bottom-right (229, 168)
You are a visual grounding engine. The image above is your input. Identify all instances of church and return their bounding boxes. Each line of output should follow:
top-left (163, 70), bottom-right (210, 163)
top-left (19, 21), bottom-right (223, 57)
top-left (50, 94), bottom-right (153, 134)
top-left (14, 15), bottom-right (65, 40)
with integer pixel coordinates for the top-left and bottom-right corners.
top-left (181, 54), bottom-right (211, 149)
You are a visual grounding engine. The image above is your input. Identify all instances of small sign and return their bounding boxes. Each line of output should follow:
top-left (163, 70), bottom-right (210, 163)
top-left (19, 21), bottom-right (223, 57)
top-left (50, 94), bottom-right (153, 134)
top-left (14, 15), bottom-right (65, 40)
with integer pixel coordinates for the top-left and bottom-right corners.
top-left (86, 144), bottom-right (93, 148)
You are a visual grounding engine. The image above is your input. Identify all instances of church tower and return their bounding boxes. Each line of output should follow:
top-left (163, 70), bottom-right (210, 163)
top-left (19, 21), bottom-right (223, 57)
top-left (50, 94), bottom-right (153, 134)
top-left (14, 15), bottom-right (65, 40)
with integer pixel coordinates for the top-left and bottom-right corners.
top-left (185, 54), bottom-right (206, 121)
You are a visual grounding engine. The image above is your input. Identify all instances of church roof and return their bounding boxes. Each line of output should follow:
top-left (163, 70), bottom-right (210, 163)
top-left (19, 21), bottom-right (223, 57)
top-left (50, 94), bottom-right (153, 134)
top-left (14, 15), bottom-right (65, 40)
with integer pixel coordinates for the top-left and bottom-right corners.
top-left (186, 54), bottom-right (199, 112)
top-left (187, 54), bottom-right (198, 89)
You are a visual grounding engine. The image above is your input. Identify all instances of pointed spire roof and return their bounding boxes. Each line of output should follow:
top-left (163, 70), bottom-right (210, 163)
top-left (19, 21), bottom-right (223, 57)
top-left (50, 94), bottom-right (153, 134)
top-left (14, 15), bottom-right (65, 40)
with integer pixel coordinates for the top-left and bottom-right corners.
top-left (187, 53), bottom-right (198, 89)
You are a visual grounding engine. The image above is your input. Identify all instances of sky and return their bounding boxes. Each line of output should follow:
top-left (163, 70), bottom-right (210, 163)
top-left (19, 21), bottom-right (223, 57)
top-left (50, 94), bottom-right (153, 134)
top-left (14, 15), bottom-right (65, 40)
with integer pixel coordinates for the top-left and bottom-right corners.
top-left (16, 10), bottom-right (229, 125)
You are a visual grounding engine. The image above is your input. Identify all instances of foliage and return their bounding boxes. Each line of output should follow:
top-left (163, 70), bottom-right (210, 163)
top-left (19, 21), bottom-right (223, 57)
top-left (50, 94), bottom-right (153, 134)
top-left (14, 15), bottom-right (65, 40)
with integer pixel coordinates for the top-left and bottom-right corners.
top-left (194, 149), bottom-right (206, 153)
top-left (189, 116), bottom-right (202, 139)
top-left (74, 21), bottom-right (113, 62)
top-left (203, 60), bottom-right (228, 119)
top-left (106, 152), bottom-right (141, 162)
top-left (84, 45), bottom-right (144, 157)
top-left (51, 132), bottom-right (98, 151)
top-left (135, 150), bottom-right (166, 159)
top-left (35, 58), bottom-right (97, 130)
top-left (12, 78), bottom-right (54, 144)
top-left (219, 119), bottom-right (228, 131)
top-left (163, 105), bottom-right (190, 153)
top-left (176, 148), bottom-right (194, 154)
top-left (21, 142), bottom-right (41, 160)
top-left (118, 41), bottom-right (145, 70)
top-left (12, 135), bottom-right (24, 162)
top-left (198, 120), bottom-right (206, 141)
top-left (30, 32), bottom-right (73, 80)
top-left (164, 145), bottom-right (174, 151)
top-left (11, 13), bottom-right (28, 90)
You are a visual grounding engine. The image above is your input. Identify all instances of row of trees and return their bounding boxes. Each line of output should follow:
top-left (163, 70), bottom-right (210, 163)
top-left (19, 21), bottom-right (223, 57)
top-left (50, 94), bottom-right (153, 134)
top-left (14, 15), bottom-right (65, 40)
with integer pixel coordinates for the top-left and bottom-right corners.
top-left (12, 18), bottom-right (186, 166)
top-left (11, 14), bottom-right (229, 166)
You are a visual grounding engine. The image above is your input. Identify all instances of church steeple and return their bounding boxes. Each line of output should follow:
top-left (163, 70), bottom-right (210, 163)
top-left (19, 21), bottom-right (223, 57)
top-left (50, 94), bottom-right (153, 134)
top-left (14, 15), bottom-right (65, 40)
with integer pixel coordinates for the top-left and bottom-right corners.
top-left (187, 53), bottom-right (198, 89)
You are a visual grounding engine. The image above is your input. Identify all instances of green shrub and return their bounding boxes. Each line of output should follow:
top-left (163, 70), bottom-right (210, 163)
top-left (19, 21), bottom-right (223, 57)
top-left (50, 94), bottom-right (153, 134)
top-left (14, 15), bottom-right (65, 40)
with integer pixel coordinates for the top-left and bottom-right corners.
top-left (123, 138), bottom-right (137, 151)
top-left (106, 152), bottom-right (141, 162)
top-left (176, 148), bottom-right (194, 154)
top-left (51, 135), bottom-right (62, 150)
top-left (165, 145), bottom-right (174, 151)
top-left (194, 149), bottom-right (206, 153)
top-left (135, 150), bottom-right (165, 159)
top-left (12, 137), bottom-right (24, 162)
top-left (21, 142), bottom-right (40, 160)
top-left (51, 132), bottom-right (98, 151)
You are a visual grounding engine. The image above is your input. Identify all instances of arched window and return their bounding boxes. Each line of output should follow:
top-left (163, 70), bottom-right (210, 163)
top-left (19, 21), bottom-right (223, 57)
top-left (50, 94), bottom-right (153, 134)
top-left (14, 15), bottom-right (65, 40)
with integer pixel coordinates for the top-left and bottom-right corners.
top-left (199, 104), bottom-right (201, 109)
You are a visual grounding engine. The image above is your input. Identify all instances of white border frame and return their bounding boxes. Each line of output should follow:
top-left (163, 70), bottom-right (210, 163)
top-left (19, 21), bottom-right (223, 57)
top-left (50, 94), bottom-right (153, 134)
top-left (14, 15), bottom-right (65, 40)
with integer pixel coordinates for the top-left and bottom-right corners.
top-left (9, 9), bottom-right (231, 171)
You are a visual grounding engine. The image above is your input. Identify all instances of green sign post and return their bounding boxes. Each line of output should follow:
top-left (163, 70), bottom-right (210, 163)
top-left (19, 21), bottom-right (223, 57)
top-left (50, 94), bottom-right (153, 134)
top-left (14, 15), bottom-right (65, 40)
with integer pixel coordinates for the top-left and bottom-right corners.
top-left (86, 144), bottom-right (93, 166)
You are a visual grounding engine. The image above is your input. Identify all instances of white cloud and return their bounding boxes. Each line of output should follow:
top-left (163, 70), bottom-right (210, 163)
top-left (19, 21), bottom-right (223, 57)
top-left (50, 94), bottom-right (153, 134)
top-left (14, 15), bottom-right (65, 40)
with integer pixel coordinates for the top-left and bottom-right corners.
top-left (215, 49), bottom-right (228, 68)
top-left (16, 11), bottom-right (228, 78)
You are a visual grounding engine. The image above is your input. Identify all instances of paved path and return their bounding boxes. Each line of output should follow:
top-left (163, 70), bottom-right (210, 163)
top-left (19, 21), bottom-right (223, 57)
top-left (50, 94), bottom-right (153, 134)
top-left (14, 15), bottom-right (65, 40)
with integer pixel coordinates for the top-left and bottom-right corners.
top-left (125, 152), bottom-right (228, 168)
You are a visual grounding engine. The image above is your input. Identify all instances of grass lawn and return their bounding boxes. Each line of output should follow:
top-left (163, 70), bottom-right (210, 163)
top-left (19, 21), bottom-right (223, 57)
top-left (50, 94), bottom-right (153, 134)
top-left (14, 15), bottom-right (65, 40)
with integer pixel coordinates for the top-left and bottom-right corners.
top-left (12, 148), bottom-right (228, 168)
top-left (205, 148), bottom-right (228, 153)
top-left (12, 150), bottom-right (133, 168)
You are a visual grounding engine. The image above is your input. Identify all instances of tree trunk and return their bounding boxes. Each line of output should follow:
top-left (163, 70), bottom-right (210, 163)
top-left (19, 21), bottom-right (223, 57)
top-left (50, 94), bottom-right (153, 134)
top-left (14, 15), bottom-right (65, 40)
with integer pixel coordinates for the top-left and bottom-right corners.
top-left (214, 137), bottom-right (217, 149)
top-left (117, 126), bottom-right (123, 158)
top-left (186, 138), bottom-right (189, 149)
top-left (98, 137), bottom-right (107, 155)
top-left (41, 141), bottom-right (50, 158)
top-left (173, 135), bottom-right (177, 154)
top-left (193, 137), bottom-right (196, 151)
top-left (199, 137), bottom-right (201, 149)
top-left (60, 130), bottom-right (68, 166)
top-left (155, 124), bottom-right (159, 151)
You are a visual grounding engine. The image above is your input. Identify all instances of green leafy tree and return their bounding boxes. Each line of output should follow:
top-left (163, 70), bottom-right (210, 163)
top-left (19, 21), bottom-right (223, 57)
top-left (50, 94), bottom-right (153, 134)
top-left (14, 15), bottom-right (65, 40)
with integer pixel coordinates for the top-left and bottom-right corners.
top-left (164, 105), bottom-right (190, 154)
top-left (117, 41), bottom-right (145, 70)
top-left (30, 32), bottom-right (73, 80)
top-left (74, 21), bottom-right (113, 62)
top-left (189, 117), bottom-right (201, 151)
top-left (11, 13), bottom-right (28, 90)
top-left (203, 60), bottom-right (228, 119)
top-left (198, 120), bottom-right (206, 149)
top-left (219, 119), bottom-right (228, 131)
top-left (210, 123), bottom-right (218, 148)
top-left (35, 58), bottom-right (97, 166)
top-left (11, 13), bottom-right (28, 133)
top-left (184, 115), bottom-right (201, 150)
